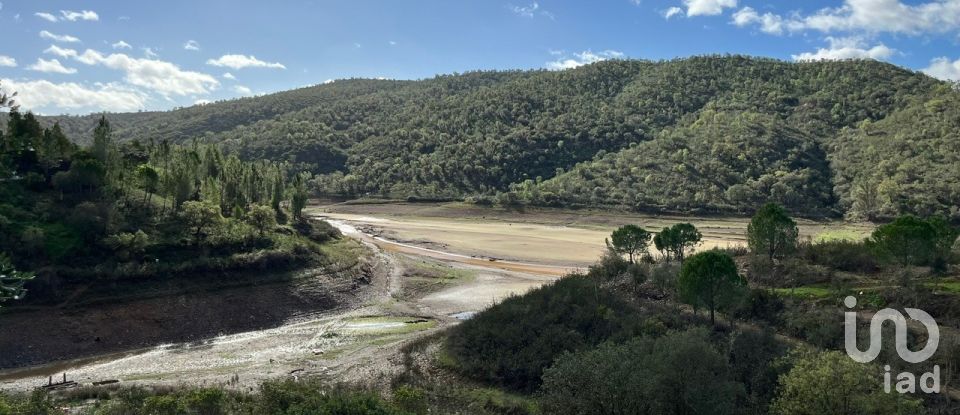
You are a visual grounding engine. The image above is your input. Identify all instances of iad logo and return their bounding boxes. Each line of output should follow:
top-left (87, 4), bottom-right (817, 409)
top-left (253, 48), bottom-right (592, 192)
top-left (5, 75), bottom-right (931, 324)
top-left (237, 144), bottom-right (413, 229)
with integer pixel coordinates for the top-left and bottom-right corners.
top-left (844, 296), bottom-right (941, 393)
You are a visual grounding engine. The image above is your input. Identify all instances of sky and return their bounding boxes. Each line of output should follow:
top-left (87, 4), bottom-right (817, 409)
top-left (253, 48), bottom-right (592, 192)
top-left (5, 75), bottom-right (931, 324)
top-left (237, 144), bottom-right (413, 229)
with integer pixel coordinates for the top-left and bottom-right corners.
top-left (1, 0), bottom-right (959, 115)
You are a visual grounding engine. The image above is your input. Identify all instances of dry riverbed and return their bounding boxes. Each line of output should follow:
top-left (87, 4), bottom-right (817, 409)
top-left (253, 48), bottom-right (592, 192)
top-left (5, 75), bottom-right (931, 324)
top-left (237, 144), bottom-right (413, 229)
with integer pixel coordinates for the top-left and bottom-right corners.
top-left (0, 201), bottom-right (871, 392)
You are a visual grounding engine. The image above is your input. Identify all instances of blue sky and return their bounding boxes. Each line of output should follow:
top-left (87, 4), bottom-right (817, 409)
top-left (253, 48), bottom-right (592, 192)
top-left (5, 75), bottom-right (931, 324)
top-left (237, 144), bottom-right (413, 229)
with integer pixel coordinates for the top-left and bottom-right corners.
top-left (1, 0), bottom-right (959, 115)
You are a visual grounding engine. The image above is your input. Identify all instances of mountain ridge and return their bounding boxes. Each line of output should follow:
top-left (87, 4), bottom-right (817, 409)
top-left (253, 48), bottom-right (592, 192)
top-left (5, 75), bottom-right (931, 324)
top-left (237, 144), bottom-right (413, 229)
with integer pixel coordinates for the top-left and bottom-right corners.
top-left (10, 55), bottom-right (957, 219)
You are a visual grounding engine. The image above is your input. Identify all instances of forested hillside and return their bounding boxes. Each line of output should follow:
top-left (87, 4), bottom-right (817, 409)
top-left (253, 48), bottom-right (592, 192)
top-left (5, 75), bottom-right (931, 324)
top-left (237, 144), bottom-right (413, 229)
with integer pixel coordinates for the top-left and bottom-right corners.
top-left (20, 56), bottom-right (959, 219)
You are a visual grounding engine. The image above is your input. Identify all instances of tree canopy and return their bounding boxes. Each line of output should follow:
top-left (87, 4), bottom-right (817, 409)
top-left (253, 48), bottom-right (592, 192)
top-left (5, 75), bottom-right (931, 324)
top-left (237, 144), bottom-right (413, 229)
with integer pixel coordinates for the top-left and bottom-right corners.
top-left (678, 250), bottom-right (745, 325)
top-left (748, 202), bottom-right (799, 261)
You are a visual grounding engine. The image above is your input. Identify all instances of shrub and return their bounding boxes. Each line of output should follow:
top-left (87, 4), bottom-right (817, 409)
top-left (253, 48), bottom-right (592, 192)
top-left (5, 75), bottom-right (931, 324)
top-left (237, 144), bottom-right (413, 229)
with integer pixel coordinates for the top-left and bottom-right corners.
top-left (540, 328), bottom-right (744, 415)
top-left (445, 274), bottom-right (644, 392)
top-left (730, 288), bottom-right (785, 325)
top-left (771, 350), bottom-right (922, 415)
top-left (801, 239), bottom-right (878, 273)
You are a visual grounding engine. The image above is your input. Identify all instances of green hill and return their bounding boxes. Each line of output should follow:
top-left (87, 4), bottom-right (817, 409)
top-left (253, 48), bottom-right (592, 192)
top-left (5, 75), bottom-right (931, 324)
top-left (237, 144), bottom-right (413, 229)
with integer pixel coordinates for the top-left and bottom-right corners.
top-left (17, 55), bottom-right (958, 219)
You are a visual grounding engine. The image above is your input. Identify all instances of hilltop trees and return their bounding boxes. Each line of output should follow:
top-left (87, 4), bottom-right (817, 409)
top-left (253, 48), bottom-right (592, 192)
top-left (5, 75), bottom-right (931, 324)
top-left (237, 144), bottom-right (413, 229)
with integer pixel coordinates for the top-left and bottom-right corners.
top-left (17, 57), bottom-right (955, 218)
top-left (678, 251), bottom-right (744, 325)
top-left (748, 203), bottom-right (799, 261)
top-left (608, 225), bottom-right (651, 263)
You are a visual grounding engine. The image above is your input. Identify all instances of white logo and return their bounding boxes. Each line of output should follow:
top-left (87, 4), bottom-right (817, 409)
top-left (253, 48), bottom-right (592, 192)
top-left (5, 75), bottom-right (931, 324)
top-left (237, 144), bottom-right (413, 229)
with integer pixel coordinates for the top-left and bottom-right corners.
top-left (843, 296), bottom-right (941, 394)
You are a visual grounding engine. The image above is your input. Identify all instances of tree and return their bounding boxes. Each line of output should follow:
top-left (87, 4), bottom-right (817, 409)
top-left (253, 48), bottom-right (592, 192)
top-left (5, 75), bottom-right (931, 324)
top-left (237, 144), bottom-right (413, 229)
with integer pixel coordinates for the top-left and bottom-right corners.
top-left (540, 328), bottom-right (743, 415)
top-left (247, 204), bottom-right (276, 237)
top-left (92, 115), bottom-right (112, 164)
top-left (608, 225), bottom-right (651, 263)
top-left (290, 173), bottom-right (308, 221)
top-left (771, 350), bottom-right (922, 415)
top-left (181, 201), bottom-right (222, 245)
top-left (136, 164), bottom-right (160, 206)
top-left (0, 253), bottom-right (34, 308)
top-left (747, 203), bottom-right (798, 261)
top-left (655, 223), bottom-right (702, 263)
top-left (678, 250), bottom-right (744, 325)
top-left (868, 215), bottom-right (958, 266)
top-left (105, 230), bottom-right (150, 261)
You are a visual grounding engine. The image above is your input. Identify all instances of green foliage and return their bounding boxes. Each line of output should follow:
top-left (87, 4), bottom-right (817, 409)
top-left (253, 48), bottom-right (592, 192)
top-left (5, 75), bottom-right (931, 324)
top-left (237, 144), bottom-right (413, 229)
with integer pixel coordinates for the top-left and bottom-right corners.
top-left (678, 250), bottom-right (745, 325)
top-left (607, 224), bottom-right (651, 263)
top-left (104, 230), bottom-right (150, 261)
top-left (800, 239), bottom-right (878, 273)
top-left (771, 350), bottom-right (922, 415)
top-left (748, 203), bottom-right (799, 261)
top-left (0, 253), bottom-right (34, 307)
top-left (830, 86), bottom-right (960, 220)
top-left (181, 201), bottom-right (223, 244)
top-left (256, 380), bottom-right (409, 415)
top-left (246, 204), bottom-right (277, 237)
top-left (445, 274), bottom-right (645, 392)
top-left (540, 328), bottom-right (744, 415)
top-left (868, 215), bottom-right (959, 266)
top-left (16, 57), bottom-right (953, 217)
top-left (654, 222), bottom-right (702, 262)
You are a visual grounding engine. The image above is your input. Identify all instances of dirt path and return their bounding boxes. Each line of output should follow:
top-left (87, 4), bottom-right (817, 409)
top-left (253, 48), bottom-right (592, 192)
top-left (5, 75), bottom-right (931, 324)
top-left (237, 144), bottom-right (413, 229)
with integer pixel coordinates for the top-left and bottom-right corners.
top-left (0, 212), bottom-right (561, 392)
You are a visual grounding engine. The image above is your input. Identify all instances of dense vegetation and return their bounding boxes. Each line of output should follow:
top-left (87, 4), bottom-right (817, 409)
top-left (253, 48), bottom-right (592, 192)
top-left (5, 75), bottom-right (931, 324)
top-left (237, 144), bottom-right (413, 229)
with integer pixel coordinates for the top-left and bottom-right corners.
top-left (16, 56), bottom-right (957, 219)
top-left (0, 380), bottom-right (413, 415)
top-left (444, 204), bottom-right (960, 414)
top-left (0, 102), bottom-right (338, 306)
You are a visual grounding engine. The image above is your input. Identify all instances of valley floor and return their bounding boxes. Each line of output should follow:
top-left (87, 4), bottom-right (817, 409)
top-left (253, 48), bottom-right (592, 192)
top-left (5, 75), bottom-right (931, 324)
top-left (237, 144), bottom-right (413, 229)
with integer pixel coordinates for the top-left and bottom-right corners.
top-left (0, 201), bottom-right (874, 393)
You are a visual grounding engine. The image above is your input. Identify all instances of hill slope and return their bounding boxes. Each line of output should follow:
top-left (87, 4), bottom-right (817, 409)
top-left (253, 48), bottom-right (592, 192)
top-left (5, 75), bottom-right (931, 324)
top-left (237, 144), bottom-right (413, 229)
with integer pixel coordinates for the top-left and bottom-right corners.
top-left (19, 55), bottom-right (958, 219)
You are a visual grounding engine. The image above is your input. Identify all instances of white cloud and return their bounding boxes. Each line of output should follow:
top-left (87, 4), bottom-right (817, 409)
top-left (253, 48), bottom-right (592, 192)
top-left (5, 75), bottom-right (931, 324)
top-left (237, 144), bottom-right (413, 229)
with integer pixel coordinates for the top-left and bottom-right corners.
top-left (792, 36), bottom-right (895, 61)
top-left (44, 44), bottom-right (78, 58)
top-left (731, 0), bottom-right (960, 36)
top-left (142, 47), bottom-right (159, 58)
top-left (184, 40), bottom-right (200, 51)
top-left (0, 79), bottom-right (147, 113)
top-left (683, 0), bottom-right (737, 17)
top-left (233, 85), bottom-right (253, 95)
top-left (509, 2), bottom-right (553, 19)
top-left (112, 40), bottom-right (131, 50)
top-left (323, 79), bottom-right (335, 84)
top-left (0, 56), bottom-right (16, 67)
top-left (923, 56), bottom-right (960, 81)
top-left (60, 10), bottom-right (98, 22)
top-left (546, 50), bottom-right (624, 70)
top-left (70, 49), bottom-right (220, 96)
top-left (40, 30), bottom-right (80, 43)
top-left (731, 7), bottom-right (786, 34)
top-left (35, 12), bottom-right (58, 22)
top-left (27, 58), bottom-right (77, 74)
top-left (663, 6), bottom-right (683, 19)
top-left (206, 54), bottom-right (286, 70)
top-left (194, 99), bottom-right (212, 105)
top-left (222, 72), bottom-right (236, 80)
top-left (388, 40), bottom-right (397, 46)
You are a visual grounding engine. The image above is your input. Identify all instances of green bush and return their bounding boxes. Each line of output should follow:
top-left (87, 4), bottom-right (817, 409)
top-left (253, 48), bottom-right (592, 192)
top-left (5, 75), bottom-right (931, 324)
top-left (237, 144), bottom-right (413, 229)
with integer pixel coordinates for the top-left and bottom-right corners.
top-left (445, 274), bottom-right (645, 392)
top-left (540, 328), bottom-right (744, 415)
top-left (801, 239), bottom-right (878, 273)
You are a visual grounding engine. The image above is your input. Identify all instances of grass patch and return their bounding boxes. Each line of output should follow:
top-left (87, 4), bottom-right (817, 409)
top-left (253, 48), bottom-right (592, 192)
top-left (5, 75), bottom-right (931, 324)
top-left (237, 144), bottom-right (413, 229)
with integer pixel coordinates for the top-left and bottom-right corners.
top-left (813, 229), bottom-right (868, 243)
top-left (773, 286), bottom-right (834, 300)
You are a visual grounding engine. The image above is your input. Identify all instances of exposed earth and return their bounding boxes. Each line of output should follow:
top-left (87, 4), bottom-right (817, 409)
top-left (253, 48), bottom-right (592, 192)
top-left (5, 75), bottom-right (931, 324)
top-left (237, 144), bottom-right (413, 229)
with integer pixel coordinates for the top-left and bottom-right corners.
top-left (0, 201), bottom-right (871, 392)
